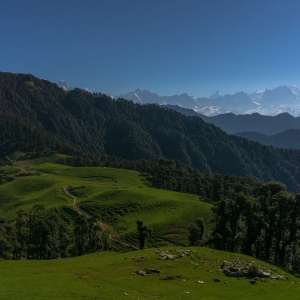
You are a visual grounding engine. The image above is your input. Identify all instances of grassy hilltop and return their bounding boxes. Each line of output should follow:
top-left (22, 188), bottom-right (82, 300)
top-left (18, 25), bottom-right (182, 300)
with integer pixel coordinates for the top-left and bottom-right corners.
top-left (1, 247), bottom-right (300, 300)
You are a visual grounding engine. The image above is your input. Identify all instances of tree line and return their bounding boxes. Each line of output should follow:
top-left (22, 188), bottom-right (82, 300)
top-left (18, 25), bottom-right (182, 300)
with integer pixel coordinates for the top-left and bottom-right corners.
top-left (58, 155), bottom-right (262, 203)
top-left (210, 181), bottom-right (300, 272)
top-left (71, 154), bottom-right (300, 272)
top-left (0, 205), bottom-right (107, 260)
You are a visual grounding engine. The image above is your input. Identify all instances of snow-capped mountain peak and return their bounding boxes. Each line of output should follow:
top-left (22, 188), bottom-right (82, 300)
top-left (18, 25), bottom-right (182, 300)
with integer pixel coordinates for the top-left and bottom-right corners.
top-left (134, 87), bottom-right (143, 93)
top-left (209, 91), bottom-right (222, 99)
top-left (57, 80), bottom-right (69, 91)
top-left (115, 85), bottom-right (300, 116)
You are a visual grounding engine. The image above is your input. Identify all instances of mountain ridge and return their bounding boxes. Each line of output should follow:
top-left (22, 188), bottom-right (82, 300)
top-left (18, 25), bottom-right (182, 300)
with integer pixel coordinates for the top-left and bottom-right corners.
top-left (112, 85), bottom-right (300, 117)
top-left (236, 129), bottom-right (300, 149)
top-left (2, 72), bottom-right (300, 192)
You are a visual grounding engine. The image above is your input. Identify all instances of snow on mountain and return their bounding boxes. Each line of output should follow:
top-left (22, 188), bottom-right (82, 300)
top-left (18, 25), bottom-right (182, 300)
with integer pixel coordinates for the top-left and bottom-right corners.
top-left (250, 85), bottom-right (300, 106)
top-left (209, 91), bottom-right (222, 99)
top-left (56, 81), bottom-right (93, 93)
top-left (56, 82), bottom-right (300, 117)
top-left (195, 106), bottom-right (229, 117)
top-left (113, 85), bottom-right (300, 117)
top-left (56, 80), bottom-right (70, 91)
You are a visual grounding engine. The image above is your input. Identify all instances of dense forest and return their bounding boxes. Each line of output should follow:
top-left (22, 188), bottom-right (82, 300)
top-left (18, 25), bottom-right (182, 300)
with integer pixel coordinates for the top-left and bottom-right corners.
top-left (2, 72), bottom-right (300, 192)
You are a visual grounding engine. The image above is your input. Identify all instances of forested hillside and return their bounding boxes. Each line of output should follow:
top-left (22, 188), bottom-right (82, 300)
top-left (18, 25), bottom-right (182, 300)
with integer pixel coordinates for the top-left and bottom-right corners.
top-left (2, 72), bottom-right (300, 191)
top-left (236, 129), bottom-right (300, 149)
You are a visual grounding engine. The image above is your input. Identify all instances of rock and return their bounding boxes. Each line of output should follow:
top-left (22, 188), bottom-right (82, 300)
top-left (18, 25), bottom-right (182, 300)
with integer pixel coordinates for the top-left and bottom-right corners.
top-left (259, 271), bottom-right (271, 278)
top-left (161, 274), bottom-right (182, 280)
top-left (213, 278), bottom-right (221, 282)
top-left (197, 280), bottom-right (204, 284)
top-left (249, 280), bottom-right (256, 284)
top-left (136, 270), bottom-right (147, 276)
top-left (135, 269), bottom-right (161, 276)
top-left (270, 275), bottom-right (284, 280)
top-left (158, 249), bottom-right (190, 260)
top-left (224, 281), bottom-right (228, 284)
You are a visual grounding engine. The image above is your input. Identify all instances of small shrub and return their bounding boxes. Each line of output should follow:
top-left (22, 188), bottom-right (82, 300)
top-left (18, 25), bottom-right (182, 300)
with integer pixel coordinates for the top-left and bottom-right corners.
top-left (248, 264), bottom-right (259, 277)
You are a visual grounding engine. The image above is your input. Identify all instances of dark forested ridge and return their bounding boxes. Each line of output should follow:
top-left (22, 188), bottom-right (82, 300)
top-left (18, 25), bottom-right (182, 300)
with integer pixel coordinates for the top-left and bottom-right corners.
top-left (164, 104), bottom-right (300, 135)
top-left (199, 112), bottom-right (300, 135)
top-left (2, 72), bottom-right (300, 191)
top-left (236, 129), bottom-right (300, 150)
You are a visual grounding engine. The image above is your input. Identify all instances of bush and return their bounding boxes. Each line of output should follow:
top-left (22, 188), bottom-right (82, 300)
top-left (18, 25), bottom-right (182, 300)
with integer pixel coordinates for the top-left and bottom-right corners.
top-left (248, 264), bottom-right (259, 277)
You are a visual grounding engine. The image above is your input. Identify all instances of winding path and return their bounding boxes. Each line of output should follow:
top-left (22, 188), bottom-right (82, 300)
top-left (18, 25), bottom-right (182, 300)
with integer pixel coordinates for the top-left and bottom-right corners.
top-left (63, 185), bottom-right (138, 250)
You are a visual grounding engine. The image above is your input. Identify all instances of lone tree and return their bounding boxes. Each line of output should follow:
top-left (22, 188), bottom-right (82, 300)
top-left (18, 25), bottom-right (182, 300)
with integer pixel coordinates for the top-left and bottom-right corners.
top-left (188, 218), bottom-right (205, 246)
top-left (136, 220), bottom-right (152, 249)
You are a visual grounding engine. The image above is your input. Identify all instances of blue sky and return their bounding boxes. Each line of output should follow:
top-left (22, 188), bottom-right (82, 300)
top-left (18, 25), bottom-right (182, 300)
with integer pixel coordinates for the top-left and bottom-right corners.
top-left (2, 0), bottom-right (300, 97)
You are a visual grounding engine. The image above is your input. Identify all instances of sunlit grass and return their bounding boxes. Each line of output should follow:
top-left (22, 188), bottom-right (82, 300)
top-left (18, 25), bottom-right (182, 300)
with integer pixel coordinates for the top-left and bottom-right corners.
top-left (0, 247), bottom-right (298, 300)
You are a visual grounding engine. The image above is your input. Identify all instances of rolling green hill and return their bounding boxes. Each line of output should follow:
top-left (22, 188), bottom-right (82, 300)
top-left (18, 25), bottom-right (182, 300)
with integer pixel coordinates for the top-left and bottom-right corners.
top-left (1, 155), bottom-right (300, 299)
top-left (0, 154), bottom-right (212, 249)
top-left (0, 246), bottom-right (298, 300)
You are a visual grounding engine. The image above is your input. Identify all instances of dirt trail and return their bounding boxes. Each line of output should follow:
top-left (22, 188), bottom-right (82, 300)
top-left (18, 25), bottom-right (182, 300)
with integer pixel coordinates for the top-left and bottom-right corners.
top-left (6, 156), bottom-right (27, 173)
top-left (63, 185), bottom-right (138, 250)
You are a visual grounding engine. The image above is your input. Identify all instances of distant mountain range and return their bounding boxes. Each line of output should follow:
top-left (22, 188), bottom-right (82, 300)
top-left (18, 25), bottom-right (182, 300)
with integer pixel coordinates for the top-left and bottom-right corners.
top-left (163, 104), bottom-right (300, 134)
top-left (56, 80), bottom-right (300, 149)
top-left (57, 80), bottom-right (300, 117)
top-left (235, 129), bottom-right (300, 149)
top-left (162, 107), bottom-right (300, 151)
top-left (164, 105), bottom-right (300, 149)
top-left (113, 85), bottom-right (300, 117)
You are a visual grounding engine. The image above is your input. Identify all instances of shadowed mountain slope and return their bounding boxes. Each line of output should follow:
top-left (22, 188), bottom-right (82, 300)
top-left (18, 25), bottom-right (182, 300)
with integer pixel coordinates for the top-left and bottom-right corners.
top-left (2, 72), bottom-right (300, 191)
top-left (236, 129), bottom-right (300, 149)
top-left (199, 112), bottom-right (300, 135)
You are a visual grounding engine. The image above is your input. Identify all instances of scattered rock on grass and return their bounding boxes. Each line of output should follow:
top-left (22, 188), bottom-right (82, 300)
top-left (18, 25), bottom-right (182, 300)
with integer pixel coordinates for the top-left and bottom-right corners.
top-left (157, 249), bottom-right (190, 260)
top-left (160, 274), bottom-right (183, 280)
top-left (222, 265), bottom-right (272, 278)
top-left (135, 269), bottom-right (160, 276)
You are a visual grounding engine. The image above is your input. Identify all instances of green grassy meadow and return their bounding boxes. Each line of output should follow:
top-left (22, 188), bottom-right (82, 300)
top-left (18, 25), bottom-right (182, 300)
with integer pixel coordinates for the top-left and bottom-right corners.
top-left (0, 247), bottom-right (299, 300)
top-left (0, 155), bottom-right (212, 248)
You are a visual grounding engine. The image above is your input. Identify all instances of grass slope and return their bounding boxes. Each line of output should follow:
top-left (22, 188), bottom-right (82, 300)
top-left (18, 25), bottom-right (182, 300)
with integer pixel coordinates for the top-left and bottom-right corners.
top-left (0, 155), bottom-right (212, 248)
top-left (0, 247), bottom-right (299, 300)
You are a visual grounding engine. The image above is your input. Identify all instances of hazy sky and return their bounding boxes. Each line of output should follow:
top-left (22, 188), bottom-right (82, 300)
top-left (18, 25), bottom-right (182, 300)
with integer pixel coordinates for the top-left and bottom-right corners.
top-left (2, 0), bottom-right (300, 97)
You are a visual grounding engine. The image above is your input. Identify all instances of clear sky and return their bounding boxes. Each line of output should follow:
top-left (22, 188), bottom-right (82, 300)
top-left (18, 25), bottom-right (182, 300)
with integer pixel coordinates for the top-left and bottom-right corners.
top-left (2, 0), bottom-right (300, 97)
